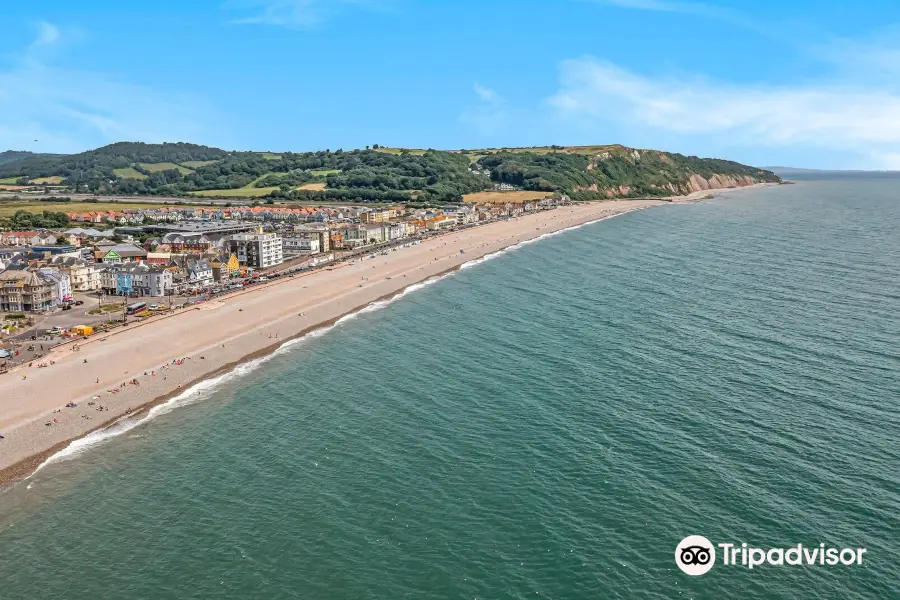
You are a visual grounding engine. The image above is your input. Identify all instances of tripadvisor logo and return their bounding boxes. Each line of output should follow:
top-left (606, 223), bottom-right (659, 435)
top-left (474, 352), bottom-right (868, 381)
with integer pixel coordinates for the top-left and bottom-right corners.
top-left (675, 536), bottom-right (867, 575)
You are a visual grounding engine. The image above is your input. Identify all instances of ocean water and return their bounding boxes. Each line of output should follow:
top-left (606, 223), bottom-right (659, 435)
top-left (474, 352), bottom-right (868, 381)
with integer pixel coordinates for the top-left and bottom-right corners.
top-left (0, 180), bottom-right (898, 599)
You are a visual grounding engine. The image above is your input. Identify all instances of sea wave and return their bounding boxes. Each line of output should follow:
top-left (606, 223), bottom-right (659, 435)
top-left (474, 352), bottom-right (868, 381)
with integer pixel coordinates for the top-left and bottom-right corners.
top-left (460, 208), bottom-right (641, 270)
top-left (28, 275), bottom-right (454, 476)
top-left (27, 209), bottom-right (641, 477)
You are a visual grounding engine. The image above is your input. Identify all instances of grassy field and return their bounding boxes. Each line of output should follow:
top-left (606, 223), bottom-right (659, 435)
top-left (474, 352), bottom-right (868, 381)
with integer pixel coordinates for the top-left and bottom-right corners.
top-left (112, 167), bottom-right (147, 179)
top-left (188, 170), bottom-right (291, 198)
top-left (373, 147), bottom-right (427, 156)
top-left (260, 152), bottom-right (282, 160)
top-left (297, 182), bottom-right (327, 191)
top-left (310, 168), bottom-right (341, 176)
top-left (0, 185), bottom-right (28, 191)
top-left (189, 186), bottom-right (280, 198)
top-left (137, 162), bottom-right (194, 175)
top-left (462, 191), bottom-right (554, 204)
top-left (0, 199), bottom-right (213, 218)
top-left (180, 160), bottom-right (218, 168)
top-left (0, 177), bottom-right (21, 184)
top-left (30, 176), bottom-right (65, 184)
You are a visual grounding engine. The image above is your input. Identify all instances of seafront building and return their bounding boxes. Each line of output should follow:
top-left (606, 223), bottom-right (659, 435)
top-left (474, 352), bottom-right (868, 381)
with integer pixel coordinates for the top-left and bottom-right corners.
top-left (50, 257), bottom-right (105, 292)
top-left (227, 231), bottom-right (284, 269)
top-left (0, 270), bottom-right (63, 312)
top-left (101, 262), bottom-right (174, 298)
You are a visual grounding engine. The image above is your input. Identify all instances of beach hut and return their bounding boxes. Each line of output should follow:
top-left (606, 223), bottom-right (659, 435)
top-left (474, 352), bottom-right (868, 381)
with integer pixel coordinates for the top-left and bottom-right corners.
top-left (71, 325), bottom-right (94, 336)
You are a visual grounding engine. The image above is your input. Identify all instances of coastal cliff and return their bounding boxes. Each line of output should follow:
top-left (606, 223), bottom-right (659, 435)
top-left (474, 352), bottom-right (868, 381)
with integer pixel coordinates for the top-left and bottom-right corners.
top-left (478, 145), bottom-right (781, 201)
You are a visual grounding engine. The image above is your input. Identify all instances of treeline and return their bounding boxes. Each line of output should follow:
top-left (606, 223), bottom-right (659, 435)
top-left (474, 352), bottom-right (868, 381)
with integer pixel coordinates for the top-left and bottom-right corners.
top-left (3, 210), bottom-right (70, 230)
top-left (0, 142), bottom-right (489, 203)
top-left (0, 141), bottom-right (780, 203)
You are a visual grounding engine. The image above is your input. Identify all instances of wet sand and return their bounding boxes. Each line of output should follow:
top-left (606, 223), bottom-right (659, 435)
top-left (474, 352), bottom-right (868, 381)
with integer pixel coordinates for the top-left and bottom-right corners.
top-left (0, 200), bottom-right (664, 482)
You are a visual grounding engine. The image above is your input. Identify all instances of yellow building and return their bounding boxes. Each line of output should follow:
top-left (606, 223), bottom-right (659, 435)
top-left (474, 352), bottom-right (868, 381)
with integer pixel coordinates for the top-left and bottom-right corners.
top-left (360, 208), bottom-right (401, 224)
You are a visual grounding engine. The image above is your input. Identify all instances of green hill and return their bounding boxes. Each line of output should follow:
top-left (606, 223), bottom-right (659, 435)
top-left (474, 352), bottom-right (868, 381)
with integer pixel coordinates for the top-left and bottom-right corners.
top-left (0, 141), bottom-right (780, 203)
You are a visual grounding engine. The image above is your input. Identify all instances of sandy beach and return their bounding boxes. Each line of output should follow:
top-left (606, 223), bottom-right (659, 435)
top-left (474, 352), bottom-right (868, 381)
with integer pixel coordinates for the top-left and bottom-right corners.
top-left (0, 200), bottom-right (665, 482)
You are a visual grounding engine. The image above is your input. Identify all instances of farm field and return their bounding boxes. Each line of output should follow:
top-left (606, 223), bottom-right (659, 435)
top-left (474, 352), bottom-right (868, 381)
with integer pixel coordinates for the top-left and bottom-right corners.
top-left (0, 199), bottom-right (215, 218)
top-left (136, 162), bottom-right (194, 175)
top-left (30, 176), bottom-right (65, 184)
top-left (461, 190), bottom-right (554, 204)
top-left (310, 169), bottom-right (340, 176)
top-left (260, 152), bottom-right (282, 160)
top-left (461, 145), bottom-right (620, 156)
top-left (189, 186), bottom-right (280, 198)
top-left (297, 182), bottom-right (326, 191)
top-left (373, 147), bottom-right (427, 156)
top-left (112, 167), bottom-right (147, 179)
top-left (0, 177), bottom-right (20, 184)
top-left (180, 160), bottom-right (218, 168)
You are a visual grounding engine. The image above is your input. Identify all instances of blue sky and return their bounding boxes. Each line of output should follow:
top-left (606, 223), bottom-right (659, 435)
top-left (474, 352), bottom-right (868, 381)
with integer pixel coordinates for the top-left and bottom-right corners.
top-left (3, 0), bottom-right (900, 168)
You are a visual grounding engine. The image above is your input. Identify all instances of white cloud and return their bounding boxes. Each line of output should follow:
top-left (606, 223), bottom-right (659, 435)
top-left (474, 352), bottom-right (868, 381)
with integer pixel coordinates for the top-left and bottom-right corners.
top-left (473, 83), bottom-right (501, 105)
top-left (224, 0), bottom-right (388, 28)
top-left (460, 83), bottom-right (511, 137)
top-left (548, 57), bottom-right (900, 168)
top-left (585, 0), bottom-right (744, 23)
top-left (34, 21), bottom-right (60, 46)
top-left (0, 23), bottom-right (226, 153)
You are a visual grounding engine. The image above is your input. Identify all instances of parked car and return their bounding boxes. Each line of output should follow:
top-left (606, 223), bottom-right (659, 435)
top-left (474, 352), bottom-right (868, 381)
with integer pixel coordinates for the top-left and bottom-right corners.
top-left (74, 300), bottom-right (84, 306)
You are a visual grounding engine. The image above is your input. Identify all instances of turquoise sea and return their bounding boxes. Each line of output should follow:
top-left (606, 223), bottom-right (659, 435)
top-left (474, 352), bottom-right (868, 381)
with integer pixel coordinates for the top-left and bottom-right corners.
top-left (0, 178), bottom-right (898, 599)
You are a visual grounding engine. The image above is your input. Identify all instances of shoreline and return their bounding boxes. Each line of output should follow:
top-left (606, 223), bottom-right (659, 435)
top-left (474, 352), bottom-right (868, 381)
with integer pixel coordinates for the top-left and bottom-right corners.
top-left (0, 200), bottom-right (666, 485)
top-left (1, 280), bottom-right (440, 484)
top-left (666, 181), bottom-right (781, 202)
top-left (0, 182), bottom-right (781, 485)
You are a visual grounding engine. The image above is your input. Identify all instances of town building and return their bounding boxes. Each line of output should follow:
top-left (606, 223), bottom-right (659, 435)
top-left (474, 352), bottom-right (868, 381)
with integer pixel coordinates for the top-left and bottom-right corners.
top-left (0, 270), bottom-right (56, 312)
top-left (38, 268), bottom-right (73, 304)
top-left (227, 231), bottom-right (283, 269)
top-left (169, 256), bottom-right (214, 290)
top-left (101, 244), bottom-right (148, 264)
top-left (101, 262), bottom-right (174, 297)
top-left (209, 253), bottom-right (241, 283)
top-left (289, 224), bottom-right (331, 253)
top-left (455, 206), bottom-right (479, 225)
top-left (50, 257), bottom-right (105, 292)
top-left (360, 208), bottom-right (402, 224)
top-left (281, 230), bottom-right (322, 257)
top-left (0, 231), bottom-right (59, 246)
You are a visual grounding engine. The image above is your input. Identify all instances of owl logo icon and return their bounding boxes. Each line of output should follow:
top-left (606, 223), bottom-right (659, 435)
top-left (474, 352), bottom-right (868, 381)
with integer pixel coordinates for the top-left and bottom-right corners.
top-left (675, 535), bottom-right (716, 575)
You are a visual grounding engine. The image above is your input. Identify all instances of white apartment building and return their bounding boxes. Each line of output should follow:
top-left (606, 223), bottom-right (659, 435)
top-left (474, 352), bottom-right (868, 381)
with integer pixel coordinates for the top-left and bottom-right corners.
top-left (227, 232), bottom-right (284, 269)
